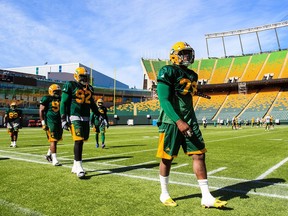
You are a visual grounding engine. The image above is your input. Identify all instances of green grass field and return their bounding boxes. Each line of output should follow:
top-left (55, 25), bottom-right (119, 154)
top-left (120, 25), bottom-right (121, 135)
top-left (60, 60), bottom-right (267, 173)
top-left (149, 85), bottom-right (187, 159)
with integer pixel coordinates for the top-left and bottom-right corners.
top-left (0, 125), bottom-right (287, 216)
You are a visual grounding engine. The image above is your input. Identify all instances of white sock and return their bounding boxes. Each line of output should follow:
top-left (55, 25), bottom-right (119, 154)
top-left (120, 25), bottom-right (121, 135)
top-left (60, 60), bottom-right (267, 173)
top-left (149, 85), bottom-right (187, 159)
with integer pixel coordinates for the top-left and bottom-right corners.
top-left (47, 149), bottom-right (51, 156)
top-left (51, 153), bottom-right (58, 164)
top-left (75, 160), bottom-right (84, 172)
top-left (159, 175), bottom-right (170, 202)
top-left (198, 179), bottom-right (215, 205)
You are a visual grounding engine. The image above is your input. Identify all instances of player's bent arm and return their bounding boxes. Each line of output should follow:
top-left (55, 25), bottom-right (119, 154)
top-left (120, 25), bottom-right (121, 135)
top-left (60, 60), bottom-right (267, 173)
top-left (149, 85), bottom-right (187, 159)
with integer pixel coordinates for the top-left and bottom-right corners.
top-left (157, 82), bottom-right (180, 123)
top-left (60, 92), bottom-right (70, 117)
top-left (39, 104), bottom-right (46, 122)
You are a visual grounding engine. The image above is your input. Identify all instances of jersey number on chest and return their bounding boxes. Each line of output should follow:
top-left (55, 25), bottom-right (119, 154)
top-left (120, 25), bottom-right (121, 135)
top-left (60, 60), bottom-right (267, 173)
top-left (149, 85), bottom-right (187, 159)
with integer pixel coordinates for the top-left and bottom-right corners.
top-left (179, 78), bottom-right (197, 95)
top-left (75, 89), bottom-right (92, 104)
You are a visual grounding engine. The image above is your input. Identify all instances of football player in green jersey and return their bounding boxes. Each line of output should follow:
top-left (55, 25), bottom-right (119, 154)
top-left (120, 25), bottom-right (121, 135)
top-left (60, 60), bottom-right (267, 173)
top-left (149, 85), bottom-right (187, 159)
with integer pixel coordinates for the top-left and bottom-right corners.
top-left (156, 42), bottom-right (227, 208)
top-left (4, 102), bottom-right (23, 147)
top-left (60, 67), bottom-right (100, 179)
top-left (39, 84), bottom-right (63, 166)
top-left (90, 98), bottom-right (109, 148)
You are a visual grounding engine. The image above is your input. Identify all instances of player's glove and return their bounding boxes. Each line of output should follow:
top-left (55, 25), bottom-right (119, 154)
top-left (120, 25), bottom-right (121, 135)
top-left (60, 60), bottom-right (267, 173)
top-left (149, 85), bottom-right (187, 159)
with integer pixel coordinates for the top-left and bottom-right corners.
top-left (61, 115), bottom-right (70, 131)
top-left (3, 123), bottom-right (6, 127)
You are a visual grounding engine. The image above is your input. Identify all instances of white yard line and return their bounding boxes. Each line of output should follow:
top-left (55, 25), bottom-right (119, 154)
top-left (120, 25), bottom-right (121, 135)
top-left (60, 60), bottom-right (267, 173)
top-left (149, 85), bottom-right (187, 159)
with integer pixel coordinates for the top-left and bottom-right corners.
top-left (0, 199), bottom-right (45, 216)
top-left (256, 157), bottom-right (288, 180)
top-left (1, 152), bottom-right (288, 200)
top-left (107, 158), bottom-right (131, 163)
top-left (171, 163), bottom-right (189, 170)
top-left (207, 167), bottom-right (227, 175)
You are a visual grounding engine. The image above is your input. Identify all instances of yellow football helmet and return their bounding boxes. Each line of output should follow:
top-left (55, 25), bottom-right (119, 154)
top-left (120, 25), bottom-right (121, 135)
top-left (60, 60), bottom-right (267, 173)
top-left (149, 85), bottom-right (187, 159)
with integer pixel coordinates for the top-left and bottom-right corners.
top-left (48, 84), bottom-right (61, 98)
top-left (10, 102), bottom-right (17, 110)
top-left (97, 98), bottom-right (104, 106)
top-left (169, 41), bottom-right (195, 66)
top-left (74, 67), bottom-right (89, 85)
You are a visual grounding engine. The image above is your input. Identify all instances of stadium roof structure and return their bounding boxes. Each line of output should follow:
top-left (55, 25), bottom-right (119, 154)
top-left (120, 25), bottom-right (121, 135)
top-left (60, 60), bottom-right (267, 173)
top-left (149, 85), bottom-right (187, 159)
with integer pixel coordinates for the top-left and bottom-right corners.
top-left (205, 20), bottom-right (288, 58)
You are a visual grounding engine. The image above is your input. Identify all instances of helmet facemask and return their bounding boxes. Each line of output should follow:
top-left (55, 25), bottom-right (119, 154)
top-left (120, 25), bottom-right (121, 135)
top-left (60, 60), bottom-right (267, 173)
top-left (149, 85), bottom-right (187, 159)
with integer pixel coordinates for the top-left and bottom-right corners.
top-left (177, 49), bottom-right (195, 66)
top-left (53, 90), bottom-right (61, 98)
top-left (78, 74), bottom-right (89, 86)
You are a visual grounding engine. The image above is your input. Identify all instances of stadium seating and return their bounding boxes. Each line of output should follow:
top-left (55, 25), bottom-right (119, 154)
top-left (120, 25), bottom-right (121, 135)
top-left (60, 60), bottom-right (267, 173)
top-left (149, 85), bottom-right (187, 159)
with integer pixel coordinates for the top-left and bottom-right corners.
top-left (269, 90), bottom-right (288, 120)
top-left (215, 90), bottom-right (256, 120)
top-left (226, 55), bottom-right (251, 82)
top-left (209, 58), bottom-right (233, 84)
top-left (194, 93), bottom-right (227, 120)
top-left (239, 88), bottom-right (280, 121)
top-left (193, 59), bottom-right (216, 82)
top-left (255, 50), bottom-right (288, 80)
top-left (241, 53), bottom-right (269, 81)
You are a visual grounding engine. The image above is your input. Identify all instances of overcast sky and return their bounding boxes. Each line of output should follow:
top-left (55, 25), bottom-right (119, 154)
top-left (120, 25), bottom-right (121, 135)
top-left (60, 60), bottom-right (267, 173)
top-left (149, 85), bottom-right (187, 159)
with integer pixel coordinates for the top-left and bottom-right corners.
top-left (1, 0), bottom-right (288, 88)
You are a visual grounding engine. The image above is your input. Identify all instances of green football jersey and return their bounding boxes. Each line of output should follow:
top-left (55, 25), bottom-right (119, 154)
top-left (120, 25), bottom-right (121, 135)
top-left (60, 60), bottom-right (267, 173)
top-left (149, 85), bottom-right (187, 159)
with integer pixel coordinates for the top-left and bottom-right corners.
top-left (157, 65), bottom-right (198, 125)
top-left (39, 95), bottom-right (61, 124)
top-left (60, 81), bottom-right (98, 118)
top-left (5, 108), bottom-right (22, 123)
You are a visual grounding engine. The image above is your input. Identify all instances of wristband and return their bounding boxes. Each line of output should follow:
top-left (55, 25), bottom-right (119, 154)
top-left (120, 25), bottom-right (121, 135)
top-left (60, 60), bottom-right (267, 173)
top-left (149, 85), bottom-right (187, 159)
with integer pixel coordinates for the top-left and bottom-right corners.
top-left (41, 120), bottom-right (45, 126)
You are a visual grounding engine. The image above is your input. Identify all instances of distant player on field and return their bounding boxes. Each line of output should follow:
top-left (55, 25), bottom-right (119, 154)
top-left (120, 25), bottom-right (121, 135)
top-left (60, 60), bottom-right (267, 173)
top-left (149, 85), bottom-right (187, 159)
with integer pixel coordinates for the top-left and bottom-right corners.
top-left (4, 102), bottom-right (22, 148)
top-left (265, 114), bottom-right (271, 131)
top-left (39, 84), bottom-right (63, 166)
top-left (90, 98), bottom-right (109, 148)
top-left (156, 41), bottom-right (227, 208)
top-left (60, 67), bottom-right (100, 179)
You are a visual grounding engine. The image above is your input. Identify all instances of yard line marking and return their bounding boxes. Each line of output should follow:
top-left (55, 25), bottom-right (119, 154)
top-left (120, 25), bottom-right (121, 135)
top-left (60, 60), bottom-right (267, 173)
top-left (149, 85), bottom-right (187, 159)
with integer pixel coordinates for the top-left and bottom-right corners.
top-left (206, 132), bottom-right (269, 143)
top-left (94, 172), bottom-right (288, 200)
top-left (131, 160), bottom-right (157, 167)
top-left (171, 163), bottom-right (189, 170)
top-left (256, 157), bottom-right (288, 180)
top-left (84, 148), bottom-right (157, 160)
top-left (267, 139), bottom-right (283, 141)
top-left (0, 199), bottom-right (45, 216)
top-left (108, 158), bottom-right (130, 163)
top-left (1, 154), bottom-right (288, 200)
top-left (207, 167), bottom-right (227, 175)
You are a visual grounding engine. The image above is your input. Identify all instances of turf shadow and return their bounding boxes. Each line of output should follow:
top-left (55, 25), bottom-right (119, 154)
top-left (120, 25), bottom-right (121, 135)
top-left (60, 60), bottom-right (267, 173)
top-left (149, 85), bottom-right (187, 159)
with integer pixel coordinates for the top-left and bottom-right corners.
top-left (174, 177), bottom-right (285, 210)
top-left (84, 162), bottom-right (178, 179)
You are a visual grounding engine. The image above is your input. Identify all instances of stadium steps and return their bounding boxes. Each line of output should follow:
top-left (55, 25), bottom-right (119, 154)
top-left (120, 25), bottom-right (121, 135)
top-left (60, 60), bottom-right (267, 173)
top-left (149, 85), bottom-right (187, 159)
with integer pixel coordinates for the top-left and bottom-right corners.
top-left (211, 93), bottom-right (230, 120)
top-left (278, 51), bottom-right (288, 78)
top-left (238, 56), bottom-right (252, 81)
top-left (264, 90), bottom-right (282, 116)
top-left (255, 53), bottom-right (270, 80)
top-left (223, 58), bottom-right (235, 82)
top-left (236, 90), bottom-right (260, 118)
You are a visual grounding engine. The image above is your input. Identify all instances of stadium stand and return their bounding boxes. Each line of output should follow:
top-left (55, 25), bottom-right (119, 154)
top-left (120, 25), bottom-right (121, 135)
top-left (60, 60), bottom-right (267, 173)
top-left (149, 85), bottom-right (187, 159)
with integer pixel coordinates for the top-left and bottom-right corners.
top-left (241, 53), bottom-right (269, 81)
top-left (269, 89), bottom-right (288, 121)
top-left (255, 50), bottom-right (288, 80)
top-left (209, 58), bottom-right (233, 84)
top-left (238, 87), bottom-right (280, 121)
